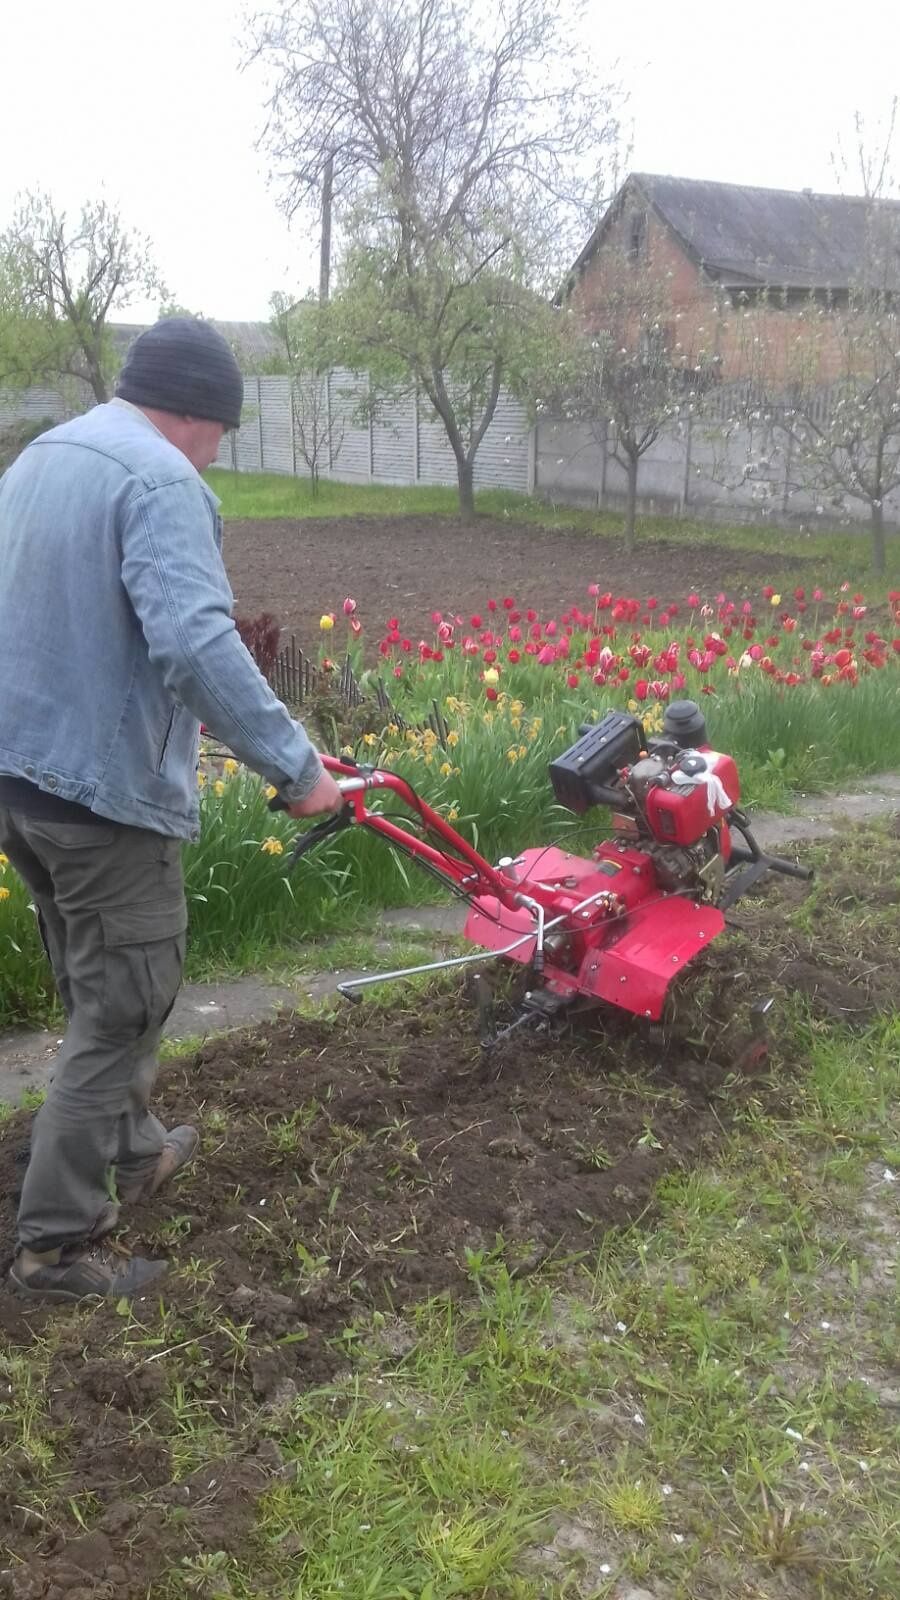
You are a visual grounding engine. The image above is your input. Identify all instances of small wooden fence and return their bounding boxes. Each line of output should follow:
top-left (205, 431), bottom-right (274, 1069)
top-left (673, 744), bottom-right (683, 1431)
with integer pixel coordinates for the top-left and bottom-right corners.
top-left (265, 635), bottom-right (450, 748)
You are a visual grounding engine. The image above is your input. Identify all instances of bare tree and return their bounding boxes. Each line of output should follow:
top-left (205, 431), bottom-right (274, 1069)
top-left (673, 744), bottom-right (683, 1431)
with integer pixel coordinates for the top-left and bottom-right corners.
top-left (269, 292), bottom-right (345, 494)
top-left (547, 252), bottom-right (718, 550)
top-left (247, 0), bottom-right (620, 520)
top-left (0, 193), bottom-right (164, 403)
top-left (717, 107), bottom-right (900, 573)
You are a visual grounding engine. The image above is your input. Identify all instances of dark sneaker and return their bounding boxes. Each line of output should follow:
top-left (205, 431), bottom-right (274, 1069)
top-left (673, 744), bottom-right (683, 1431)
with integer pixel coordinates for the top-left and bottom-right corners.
top-left (9, 1244), bottom-right (167, 1303)
top-left (117, 1126), bottom-right (199, 1204)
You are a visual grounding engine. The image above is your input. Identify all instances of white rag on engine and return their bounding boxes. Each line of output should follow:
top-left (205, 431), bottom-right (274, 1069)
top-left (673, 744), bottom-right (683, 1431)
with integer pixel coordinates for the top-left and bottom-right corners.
top-left (670, 752), bottom-right (733, 817)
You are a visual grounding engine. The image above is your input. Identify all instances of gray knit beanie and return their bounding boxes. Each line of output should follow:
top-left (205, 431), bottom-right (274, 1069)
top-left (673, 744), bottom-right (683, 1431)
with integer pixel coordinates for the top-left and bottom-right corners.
top-left (116, 317), bottom-right (244, 429)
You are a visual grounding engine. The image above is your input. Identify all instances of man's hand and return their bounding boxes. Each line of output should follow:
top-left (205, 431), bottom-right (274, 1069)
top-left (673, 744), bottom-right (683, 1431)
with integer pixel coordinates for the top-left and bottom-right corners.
top-left (286, 769), bottom-right (344, 818)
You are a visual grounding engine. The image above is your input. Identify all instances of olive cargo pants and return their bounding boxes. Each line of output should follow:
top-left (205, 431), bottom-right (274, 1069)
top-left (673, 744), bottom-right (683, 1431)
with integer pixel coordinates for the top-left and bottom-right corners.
top-left (0, 811), bottom-right (187, 1252)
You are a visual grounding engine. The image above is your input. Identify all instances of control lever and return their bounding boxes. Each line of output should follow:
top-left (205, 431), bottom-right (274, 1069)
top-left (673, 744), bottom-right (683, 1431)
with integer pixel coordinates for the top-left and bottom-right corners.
top-left (267, 787), bottom-right (356, 865)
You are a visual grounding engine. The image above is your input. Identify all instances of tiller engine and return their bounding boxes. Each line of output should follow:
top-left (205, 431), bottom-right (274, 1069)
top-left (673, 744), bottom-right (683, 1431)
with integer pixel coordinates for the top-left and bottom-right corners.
top-left (272, 700), bottom-right (811, 1045)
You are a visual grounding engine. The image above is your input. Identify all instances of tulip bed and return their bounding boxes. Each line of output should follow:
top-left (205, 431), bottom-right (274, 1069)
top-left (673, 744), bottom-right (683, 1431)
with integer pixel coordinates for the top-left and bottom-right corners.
top-left (1, 581), bottom-right (899, 1027)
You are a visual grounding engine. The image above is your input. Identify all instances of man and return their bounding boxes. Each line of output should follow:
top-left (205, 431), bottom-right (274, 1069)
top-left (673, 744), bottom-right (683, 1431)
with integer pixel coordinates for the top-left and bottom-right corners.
top-left (0, 317), bottom-right (341, 1303)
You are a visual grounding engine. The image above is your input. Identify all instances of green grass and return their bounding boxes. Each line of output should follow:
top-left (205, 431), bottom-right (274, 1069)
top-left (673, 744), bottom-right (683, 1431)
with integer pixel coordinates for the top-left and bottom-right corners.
top-left (4, 1003), bottom-right (898, 1598)
top-left (206, 468), bottom-right (900, 588)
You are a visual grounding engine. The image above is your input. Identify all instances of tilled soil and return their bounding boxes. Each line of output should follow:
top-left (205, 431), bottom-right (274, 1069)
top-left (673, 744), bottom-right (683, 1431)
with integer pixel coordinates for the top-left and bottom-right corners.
top-left (222, 514), bottom-right (804, 652)
top-left (1, 824), bottom-right (898, 1597)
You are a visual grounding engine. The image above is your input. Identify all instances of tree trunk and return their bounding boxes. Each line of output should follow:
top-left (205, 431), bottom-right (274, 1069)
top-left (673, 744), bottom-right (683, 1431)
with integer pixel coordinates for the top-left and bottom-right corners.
top-left (457, 456), bottom-right (476, 523)
top-left (87, 360), bottom-right (109, 405)
top-left (624, 454), bottom-right (639, 553)
top-left (871, 499), bottom-right (886, 575)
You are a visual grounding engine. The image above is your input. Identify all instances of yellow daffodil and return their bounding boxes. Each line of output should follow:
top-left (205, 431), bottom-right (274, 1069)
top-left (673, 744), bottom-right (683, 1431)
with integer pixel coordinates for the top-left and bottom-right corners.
top-left (447, 806), bottom-right (460, 822)
top-left (446, 730), bottom-right (459, 747)
top-left (197, 772), bottom-right (207, 788)
top-left (214, 779), bottom-right (225, 796)
top-left (0, 886), bottom-right (9, 901)
top-left (0, 852), bottom-right (7, 868)
top-left (440, 761), bottom-right (453, 776)
top-left (510, 699), bottom-right (524, 715)
top-left (387, 722), bottom-right (399, 736)
top-left (261, 836), bottom-right (284, 855)
top-left (363, 733), bottom-right (377, 746)
top-left (223, 758), bottom-right (239, 775)
top-left (265, 785), bottom-right (278, 799)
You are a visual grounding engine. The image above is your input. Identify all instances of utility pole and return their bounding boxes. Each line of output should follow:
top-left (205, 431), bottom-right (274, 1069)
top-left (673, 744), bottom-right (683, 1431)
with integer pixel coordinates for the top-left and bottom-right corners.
top-left (319, 154), bottom-right (334, 303)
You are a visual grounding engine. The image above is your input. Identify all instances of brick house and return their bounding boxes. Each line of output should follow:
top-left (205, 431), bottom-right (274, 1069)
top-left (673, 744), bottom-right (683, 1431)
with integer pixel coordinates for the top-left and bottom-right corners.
top-left (566, 173), bottom-right (900, 383)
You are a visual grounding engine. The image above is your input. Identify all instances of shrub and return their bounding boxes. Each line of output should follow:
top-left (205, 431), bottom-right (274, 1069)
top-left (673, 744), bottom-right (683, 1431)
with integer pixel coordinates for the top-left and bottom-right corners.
top-left (0, 416), bottom-right (56, 474)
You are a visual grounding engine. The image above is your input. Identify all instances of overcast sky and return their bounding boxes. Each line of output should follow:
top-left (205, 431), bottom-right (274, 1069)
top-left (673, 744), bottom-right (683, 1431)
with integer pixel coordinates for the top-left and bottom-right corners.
top-left (2, 0), bottom-right (898, 324)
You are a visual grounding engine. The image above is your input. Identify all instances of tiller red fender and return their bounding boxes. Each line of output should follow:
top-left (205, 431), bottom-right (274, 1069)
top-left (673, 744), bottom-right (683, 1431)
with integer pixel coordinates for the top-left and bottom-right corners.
top-left (271, 700), bottom-right (812, 1045)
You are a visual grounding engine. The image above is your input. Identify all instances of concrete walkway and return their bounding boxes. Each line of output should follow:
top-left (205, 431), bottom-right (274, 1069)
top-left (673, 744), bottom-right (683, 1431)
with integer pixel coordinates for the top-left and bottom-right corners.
top-left (1, 773), bottom-right (897, 1105)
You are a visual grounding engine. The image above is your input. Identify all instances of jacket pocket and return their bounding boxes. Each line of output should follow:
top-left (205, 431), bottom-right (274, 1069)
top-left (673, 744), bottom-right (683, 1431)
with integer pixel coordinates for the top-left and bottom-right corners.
top-left (156, 706), bottom-right (180, 775)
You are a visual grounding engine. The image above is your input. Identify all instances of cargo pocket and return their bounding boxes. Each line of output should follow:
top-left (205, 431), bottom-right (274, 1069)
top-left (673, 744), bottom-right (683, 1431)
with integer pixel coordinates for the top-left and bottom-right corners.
top-left (99, 899), bottom-right (188, 1038)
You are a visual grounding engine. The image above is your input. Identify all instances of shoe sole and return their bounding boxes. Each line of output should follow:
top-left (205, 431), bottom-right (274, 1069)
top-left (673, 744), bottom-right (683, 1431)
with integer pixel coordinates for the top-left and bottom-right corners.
top-left (8, 1263), bottom-right (168, 1304)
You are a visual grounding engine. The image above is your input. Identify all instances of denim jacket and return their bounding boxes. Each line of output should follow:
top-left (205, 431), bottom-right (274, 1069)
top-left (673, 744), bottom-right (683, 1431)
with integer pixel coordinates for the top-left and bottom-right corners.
top-left (0, 402), bottom-right (322, 839)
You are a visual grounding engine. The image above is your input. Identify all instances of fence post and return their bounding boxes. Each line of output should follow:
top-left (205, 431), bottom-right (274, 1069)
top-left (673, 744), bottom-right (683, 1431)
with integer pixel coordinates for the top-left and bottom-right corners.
top-left (527, 424), bottom-right (537, 494)
top-left (325, 371), bottom-right (333, 474)
top-left (782, 427), bottom-right (794, 517)
top-left (412, 387), bottom-right (419, 482)
top-left (598, 419), bottom-right (608, 508)
top-left (255, 377), bottom-right (264, 472)
top-left (289, 380), bottom-right (297, 477)
top-left (680, 412), bottom-right (693, 516)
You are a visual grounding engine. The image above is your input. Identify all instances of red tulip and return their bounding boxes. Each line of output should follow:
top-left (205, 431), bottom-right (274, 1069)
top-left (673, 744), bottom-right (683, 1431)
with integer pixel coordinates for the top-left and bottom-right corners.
top-left (567, 672), bottom-right (580, 688)
top-left (634, 679), bottom-right (649, 701)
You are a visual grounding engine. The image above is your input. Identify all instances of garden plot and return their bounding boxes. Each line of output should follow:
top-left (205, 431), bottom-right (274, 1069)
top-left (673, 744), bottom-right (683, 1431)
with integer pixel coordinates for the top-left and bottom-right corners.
top-left (0, 823), bottom-right (898, 1598)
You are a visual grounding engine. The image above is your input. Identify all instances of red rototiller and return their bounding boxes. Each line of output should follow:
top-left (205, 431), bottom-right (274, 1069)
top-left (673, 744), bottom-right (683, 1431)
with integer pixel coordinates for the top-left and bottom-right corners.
top-left (272, 699), bottom-right (812, 1048)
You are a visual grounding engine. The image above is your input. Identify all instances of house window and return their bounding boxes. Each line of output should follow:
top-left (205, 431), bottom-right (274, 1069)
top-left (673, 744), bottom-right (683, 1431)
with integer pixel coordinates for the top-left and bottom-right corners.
top-left (628, 210), bottom-right (647, 261)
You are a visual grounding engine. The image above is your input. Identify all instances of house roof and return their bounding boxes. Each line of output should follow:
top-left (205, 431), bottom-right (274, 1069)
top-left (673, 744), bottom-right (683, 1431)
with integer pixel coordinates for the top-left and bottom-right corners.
top-left (571, 173), bottom-right (900, 292)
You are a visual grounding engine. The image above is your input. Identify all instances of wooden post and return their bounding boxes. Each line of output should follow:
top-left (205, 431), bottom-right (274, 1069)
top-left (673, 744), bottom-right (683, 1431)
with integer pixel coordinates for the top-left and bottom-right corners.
top-left (319, 154), bottom-right (334, 304)
top-left (256, 377), bottom-right (264, 472)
